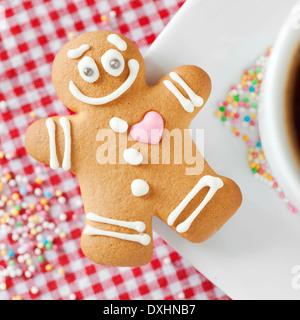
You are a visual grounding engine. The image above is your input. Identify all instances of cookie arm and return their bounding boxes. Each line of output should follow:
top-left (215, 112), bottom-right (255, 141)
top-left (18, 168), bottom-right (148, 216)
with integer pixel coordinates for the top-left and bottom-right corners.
top-left (155, 65), bottom-right (212, 123)
top-left (25, 115), bottom-right (75, 173)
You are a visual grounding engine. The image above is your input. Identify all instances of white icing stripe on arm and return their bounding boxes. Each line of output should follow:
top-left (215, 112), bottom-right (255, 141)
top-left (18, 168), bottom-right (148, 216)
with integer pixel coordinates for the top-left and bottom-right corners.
top-left (163, 80), bottom-right (195, 113)
top-left (107, 34), bottom-right (127, 51)
top-left (86, 212), bottom-right (146, 233)
top-left (67, 44), bottom-right (90, 59)
top-left (59, 117), bottom-right (71, 171)
top-left (168, 175), bottom-right (224, 233)
top-left (169, 72), bottom-right (203, 107)
top-left (83, 225), bottom-right (151, 246)
top-left (45, 119), bottom-right (59, 170)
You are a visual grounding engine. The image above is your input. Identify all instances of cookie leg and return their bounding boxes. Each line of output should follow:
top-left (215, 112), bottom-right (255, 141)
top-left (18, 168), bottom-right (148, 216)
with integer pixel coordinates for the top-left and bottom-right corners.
top-left (80, 213), bottom-right (153, 267)
top-left (159, 175), bottom-right (242, 243)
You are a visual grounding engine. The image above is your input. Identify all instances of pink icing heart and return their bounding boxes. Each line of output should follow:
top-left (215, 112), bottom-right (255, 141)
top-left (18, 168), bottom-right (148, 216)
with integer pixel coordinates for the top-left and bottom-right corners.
top-left (130, 111), bottom-right (164, 145)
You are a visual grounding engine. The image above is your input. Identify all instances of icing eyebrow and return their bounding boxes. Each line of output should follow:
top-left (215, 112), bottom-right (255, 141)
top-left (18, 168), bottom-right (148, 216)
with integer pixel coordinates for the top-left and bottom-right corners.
top-left (67, 44), bottom-right (90, 59)
top-left (107, 34), bottom-right (127, 51)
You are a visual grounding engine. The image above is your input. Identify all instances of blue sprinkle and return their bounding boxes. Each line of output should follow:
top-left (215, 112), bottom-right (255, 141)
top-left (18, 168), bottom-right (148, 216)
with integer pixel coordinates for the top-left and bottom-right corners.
top-left (42, 238), bottom-right (48, 245)
top-left (244, 116), bottom-right (251, 122)
top-left (256, 142), bottom-right (262, 148)
top-left (19, 187), bottom-right (27, 195)
top-left (249, 86), bottom-right (255, 92)
top-left (7, 250), bottom-right (15, 258)
top-left (44, 190), bottom-right (53, 198)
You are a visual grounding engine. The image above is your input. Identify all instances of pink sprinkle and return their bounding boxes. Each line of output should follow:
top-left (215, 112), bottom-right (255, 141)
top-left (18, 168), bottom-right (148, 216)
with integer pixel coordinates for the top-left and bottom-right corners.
top-left (250, 120), bottom-right (256, 126)
top-left (244, 103), bottom-right (250, 109)
top-left (255, 87), bottom-right (260, 93)
top-left (234, 113), bottom-right (240, 118)
top-left (26, 185), bottom-right (33, 193)
top-left (293, 208), bottom-right (298, 213)
top-left (233, 118), bottom-right (239, 125)
top-left (243, 86), bottom-right (249, 91)
top-left (247, 140), bottom-right (253, 146)
top-left (2, 168), bottom-right (9, 174)
top-left (279, 192), bottom-right (285, 198)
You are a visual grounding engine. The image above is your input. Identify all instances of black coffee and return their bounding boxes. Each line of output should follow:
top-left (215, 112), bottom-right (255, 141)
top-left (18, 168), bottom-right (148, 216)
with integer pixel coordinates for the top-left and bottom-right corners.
top-left (285, 44), bottom-right (300, 165)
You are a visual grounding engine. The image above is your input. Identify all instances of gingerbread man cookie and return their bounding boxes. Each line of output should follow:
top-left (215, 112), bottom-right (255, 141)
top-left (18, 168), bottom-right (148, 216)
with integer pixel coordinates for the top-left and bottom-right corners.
top-left (25, 31), bottom-right (242, 267)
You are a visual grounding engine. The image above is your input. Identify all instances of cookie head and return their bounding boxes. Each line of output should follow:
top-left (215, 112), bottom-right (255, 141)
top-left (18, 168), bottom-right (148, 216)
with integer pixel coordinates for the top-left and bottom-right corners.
top-left (52, 31), bottom-right (145, 112)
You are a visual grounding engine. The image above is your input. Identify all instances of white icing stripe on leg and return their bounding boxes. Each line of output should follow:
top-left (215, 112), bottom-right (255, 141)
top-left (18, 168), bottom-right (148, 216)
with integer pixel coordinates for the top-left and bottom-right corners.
top-left (168, 175), bottom-right (224, 233)
top-left (86, 212), bottom-right (146, 233)
top-left (59, 117), bottom-right (71, 171)
top-left (169, 72), bottom-right (204, 107)
top-left (163, 80), bottom-right (194, 113)
top-left (83, 225), bottom-right (151, 246)
top-left (45, 119), bottom-right (59, 170)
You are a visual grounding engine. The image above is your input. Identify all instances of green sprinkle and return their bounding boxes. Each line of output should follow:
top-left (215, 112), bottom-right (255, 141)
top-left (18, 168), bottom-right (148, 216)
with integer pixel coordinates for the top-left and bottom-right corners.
top-left (219, 106), bottom-right (225, 112)
top-left (243, 97), bottom-right (249, 103)
top-left (248, 68), bottom-right (254, 75)
top-left (38, 255), bottom-right (44, 262)
top-left (252, 168), bottom-right (258, 173)
top-left (252, 79), bottom-right (258, 85)
top-left (256, 67), bottom-right (261, 73)
top-left (251, 102), bottom-right (258, 109)
top-left (9, 260), bottom-right (15, 266)
top-left (45, 242), bottom-right (53, 250)
top-left (15, 221), bottom-right (23, 227)
top-left (234, 95), bottom-right (240, 102)
top-left (221, 116), bottom-right (227, 122)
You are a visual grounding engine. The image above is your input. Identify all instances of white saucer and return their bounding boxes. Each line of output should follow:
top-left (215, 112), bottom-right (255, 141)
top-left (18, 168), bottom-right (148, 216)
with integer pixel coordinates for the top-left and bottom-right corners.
top-left (145, 0), bottom-right (300, 300)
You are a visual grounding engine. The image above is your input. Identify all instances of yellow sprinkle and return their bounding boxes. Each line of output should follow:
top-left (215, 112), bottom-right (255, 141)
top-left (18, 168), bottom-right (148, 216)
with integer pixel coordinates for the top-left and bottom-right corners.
top-left (5, 173), bottom-right (12, 181)
top-left (28, 204), bottom-right (35, 211)
top-left (68, 32), bottom-right (75, 39)
top-left (11, 193), bottom-right (20, 200)
top-left (267, 175), bottom-right (273, 180)
top-left (0, 250), bottom-right (7, 256)
top-left (226, 96), bottom-right (232, 103)
top-left (0, 282), bottom-right (6, 290)
top-left (37, 242), bottom-right (44, 249)
top-left (0, 217), bottom-right (6, 224)
top-left (232, 127), bottom-right (238, 133)
top-left (11, 208), bottom-right (19, 216)
top-left (29, 111), bottom-right (36, 118)
top-left (26, 258), bottom-right (33, 265)
top-left (58, 268), bottom-right (65, 275)
top-left (59, 232), bottom-right (66, 238)
top-left (0, 152), bottom-right (5, 159)
top-left (32, 215), bottom-right (39, 223)
top-left (55, 190), bottom-right (63, 197)
top-left (30, 228), bottom-right (37, 236)
top-left (45, 264), bottom-right (53, 272)
top-left (251, 113), bottom-right (257, 119)
top-left (243, 135), bottom-right (248, 141)
top-left (255, 164), bottom-right (260, 170)
top-left (263, 172), bottom-right (268, 178)
top-left (6, 200), bottom-right (13, 206)
top-left (35, 178), bottom-right (43, 185)
top-left (40, 198), bottom-right (48, 205)
top-left (232, 101), bottom-right (239, 107)
top-left (249, 162), bottom-right (256, 168)
top-left (250, 92), bottom-right (256, 99)
top-left (215, 110), bottom-right (222, 117)
top-left (101, 14), bottom-right (108, 22)
top-left (1, 195), bottom-right (8, 202)
top-left (0, 182), bottom-right (4, 192)
top-left (11, 295), bottom-right (23, 300)
top-left (247, 155), bottom-right (253, 161)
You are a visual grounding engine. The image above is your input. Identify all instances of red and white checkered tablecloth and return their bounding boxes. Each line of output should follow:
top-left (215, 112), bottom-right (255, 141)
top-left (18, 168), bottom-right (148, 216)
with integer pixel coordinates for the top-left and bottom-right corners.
top-left (0, 0), bottom-right (229, 300)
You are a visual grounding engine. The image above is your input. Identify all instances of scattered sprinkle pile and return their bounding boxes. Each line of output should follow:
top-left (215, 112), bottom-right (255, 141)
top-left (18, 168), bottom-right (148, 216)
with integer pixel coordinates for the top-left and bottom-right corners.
top-left (216, 48), bottom-right (298, 213)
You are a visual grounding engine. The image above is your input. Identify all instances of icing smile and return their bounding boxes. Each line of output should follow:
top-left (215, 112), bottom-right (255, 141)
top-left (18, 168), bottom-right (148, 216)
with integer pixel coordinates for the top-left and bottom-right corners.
top-left (69, 59), bottom-right (139, 105)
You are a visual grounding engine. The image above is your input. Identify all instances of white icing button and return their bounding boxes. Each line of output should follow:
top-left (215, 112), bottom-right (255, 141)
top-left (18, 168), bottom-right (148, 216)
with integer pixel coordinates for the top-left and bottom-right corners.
top-left (131, 179), bottom-right (149, 197)
top-left (109, 117), bottom-right (128, 133)
top-left (123, 148), bottom-right (143, 166)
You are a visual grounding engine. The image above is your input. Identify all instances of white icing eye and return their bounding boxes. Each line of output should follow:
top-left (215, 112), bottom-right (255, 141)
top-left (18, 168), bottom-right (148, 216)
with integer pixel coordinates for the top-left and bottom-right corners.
top-left (101, 49), bottom-right (125, 77)
top-left (78, 56), bottom-right (99, 83)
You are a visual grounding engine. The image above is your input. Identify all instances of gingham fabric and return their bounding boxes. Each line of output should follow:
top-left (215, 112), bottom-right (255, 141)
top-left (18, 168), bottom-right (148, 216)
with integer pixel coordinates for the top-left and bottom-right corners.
top-left (0, 0), bottom-right (229, 300)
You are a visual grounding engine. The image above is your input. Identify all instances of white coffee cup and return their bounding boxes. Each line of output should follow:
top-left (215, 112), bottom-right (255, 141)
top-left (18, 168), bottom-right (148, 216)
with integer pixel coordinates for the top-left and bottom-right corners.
top-left (260, 1), bottom-right (300, 208)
